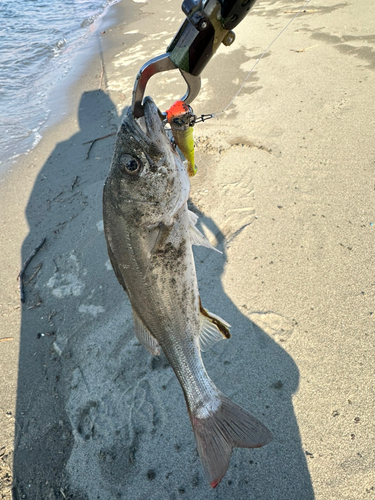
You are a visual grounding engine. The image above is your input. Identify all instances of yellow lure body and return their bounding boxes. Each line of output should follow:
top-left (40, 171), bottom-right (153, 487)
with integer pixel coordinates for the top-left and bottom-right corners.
top-left (171, 126), bottom-right (196, 177)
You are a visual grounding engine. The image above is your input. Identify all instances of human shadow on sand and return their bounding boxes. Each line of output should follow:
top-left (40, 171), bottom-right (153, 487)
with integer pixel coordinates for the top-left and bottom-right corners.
top-left (12, 90), bottom-right (314, 499)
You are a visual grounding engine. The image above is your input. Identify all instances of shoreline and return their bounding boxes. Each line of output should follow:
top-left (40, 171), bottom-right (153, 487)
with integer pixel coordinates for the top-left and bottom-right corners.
top-left (1, 0), bottom-right (375, 499)
top-left (0, 0), bottom-right (139, 182)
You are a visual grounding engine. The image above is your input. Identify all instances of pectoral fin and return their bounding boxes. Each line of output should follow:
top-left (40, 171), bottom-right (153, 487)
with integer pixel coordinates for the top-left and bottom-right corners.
top-left (145, 224), bottom-right (162, 257)
top-left (199, 297), bottom-right (231, 352)
top-left (132, 308), bottom-right (161, 356)
top-left (106, 242), bottom-right (127, 293)
top-left (188, 210), bottom-right (222, 254)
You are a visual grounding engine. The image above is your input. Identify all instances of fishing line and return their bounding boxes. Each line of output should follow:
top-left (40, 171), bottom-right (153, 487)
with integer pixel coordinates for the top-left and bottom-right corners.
top-left (210, 0), bottom-right (313, 118)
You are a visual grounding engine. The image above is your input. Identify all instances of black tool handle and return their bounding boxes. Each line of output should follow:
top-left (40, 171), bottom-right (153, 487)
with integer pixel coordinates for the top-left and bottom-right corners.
top-left (167, 17), bottom-right (215, 76)
top-left (167, 0), bottom-right (257, 76)
top-left (219, 0), bottom-right (257, 30)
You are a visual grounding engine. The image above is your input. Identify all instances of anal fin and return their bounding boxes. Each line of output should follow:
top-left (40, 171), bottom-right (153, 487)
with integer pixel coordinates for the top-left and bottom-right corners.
top-left (199, 297), bottom-right (231, 352)
top-left (132, 308), bottom-right (161, 356)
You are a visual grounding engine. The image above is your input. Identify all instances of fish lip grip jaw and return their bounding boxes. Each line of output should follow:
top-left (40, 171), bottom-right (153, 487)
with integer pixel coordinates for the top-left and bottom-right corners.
top-left (131, 54), bottom-right (201, 119)
top-left (131, 0), bottom-right (257, 118)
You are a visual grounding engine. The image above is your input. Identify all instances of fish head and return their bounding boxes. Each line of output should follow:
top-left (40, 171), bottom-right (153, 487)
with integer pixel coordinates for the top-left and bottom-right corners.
top-left (105, 96), bottom-right (190, 226)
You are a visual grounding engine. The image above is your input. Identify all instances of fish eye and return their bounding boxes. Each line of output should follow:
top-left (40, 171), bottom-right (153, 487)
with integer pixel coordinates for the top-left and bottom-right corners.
top-left (119, 154), bottom-right (142, 176)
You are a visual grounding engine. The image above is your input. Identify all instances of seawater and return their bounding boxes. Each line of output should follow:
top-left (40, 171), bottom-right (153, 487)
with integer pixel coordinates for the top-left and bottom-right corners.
top-left (0, 0), bottom-right (118, 174)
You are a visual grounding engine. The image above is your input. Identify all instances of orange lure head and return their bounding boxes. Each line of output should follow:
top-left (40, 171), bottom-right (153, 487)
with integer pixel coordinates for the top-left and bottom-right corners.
top-left (166, 100), bottom-right (195, 131)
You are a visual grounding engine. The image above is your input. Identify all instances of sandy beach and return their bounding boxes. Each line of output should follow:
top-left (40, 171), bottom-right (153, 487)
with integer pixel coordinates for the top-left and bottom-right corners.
top-left (1, 0), bottom-right (374, 498)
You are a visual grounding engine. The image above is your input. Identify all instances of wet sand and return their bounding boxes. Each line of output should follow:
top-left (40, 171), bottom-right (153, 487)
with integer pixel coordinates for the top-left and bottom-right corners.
top-left (1, 0), bottom-right (374, 498)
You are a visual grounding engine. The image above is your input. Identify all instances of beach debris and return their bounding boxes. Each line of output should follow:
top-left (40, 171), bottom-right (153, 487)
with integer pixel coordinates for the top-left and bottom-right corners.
top-left (0, 337), bottom-right (13, 342)
top-left (83, 132), bottom-right (116, 160)
top-left (103, 97), bottom-right (272, 488)
top-left (53, 259), bottom-right (59, 274)
top-left (37, 331), bottom-right (55, 339)
top-left (27, 292), bottom-right (43, 309)
top-left (71, 175), bottom-right (80, 191)
top-left (290, 44), bottom-right (318, 53)
top-left (284, 9), bottom-right (317, 13)
top-left (53, 220), bottom-right (69, 234)
top-left (53, 190), bottom-right (64, 202)
top-left (48, 310), bottom-right (57, 322)
top-left (25, 262), bottom-right (42, 285)
top-left (53, 341), bottom-right (63, 357)
top-left (18, 237), bottom-right (46, 303)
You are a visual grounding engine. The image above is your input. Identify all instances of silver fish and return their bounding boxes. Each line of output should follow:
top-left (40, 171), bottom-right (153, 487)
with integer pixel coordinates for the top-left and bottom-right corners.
top-left (103, 96), bottom-right (272, 488)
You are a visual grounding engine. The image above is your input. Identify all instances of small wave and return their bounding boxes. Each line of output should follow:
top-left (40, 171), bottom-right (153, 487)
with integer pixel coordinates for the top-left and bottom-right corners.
top-left (52, 37), bottom-right (67, 54)
top-left (32, 130), bottom-right (43, 149)
top-left (81, 14), bottom-right (100, 28)
top-left (0, 0), bottom-right (117, 172)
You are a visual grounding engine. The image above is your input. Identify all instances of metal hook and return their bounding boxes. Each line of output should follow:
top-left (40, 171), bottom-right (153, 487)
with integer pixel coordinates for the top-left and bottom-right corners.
top-left (131, 53), bottom-right (201, 118)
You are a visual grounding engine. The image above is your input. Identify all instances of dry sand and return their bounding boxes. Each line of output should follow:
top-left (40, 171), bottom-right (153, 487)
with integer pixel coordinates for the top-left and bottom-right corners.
top-left (1, 0), bottom-right (374, 498)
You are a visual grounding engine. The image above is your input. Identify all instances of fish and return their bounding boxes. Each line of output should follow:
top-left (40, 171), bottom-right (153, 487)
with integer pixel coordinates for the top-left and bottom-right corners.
top-left (103, 96), bottom-right (273, 488)
top-left (165, 100), bottom-right (197, 177)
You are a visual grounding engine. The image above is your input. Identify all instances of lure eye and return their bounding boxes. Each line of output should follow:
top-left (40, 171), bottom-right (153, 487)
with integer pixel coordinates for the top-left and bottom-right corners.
top-left (172, 117), bottom-right (184, 127)
top-left (119, 155), bottom-right (142, 176)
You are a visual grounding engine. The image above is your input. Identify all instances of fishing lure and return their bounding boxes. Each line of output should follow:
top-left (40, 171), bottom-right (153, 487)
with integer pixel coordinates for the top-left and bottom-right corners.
top-left (165, 100), bottom-right (197, 177)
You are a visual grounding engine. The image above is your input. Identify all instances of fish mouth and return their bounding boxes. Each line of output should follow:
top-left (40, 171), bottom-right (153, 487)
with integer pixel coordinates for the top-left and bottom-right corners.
top-left (122, 97), bottom-right (168, 153)
top-left (137, 96), bottom-right (167, 145)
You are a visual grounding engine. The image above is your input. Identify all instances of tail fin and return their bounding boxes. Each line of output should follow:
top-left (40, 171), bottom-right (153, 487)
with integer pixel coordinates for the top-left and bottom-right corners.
top-left (189, 394), bottom-right (273, 488)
